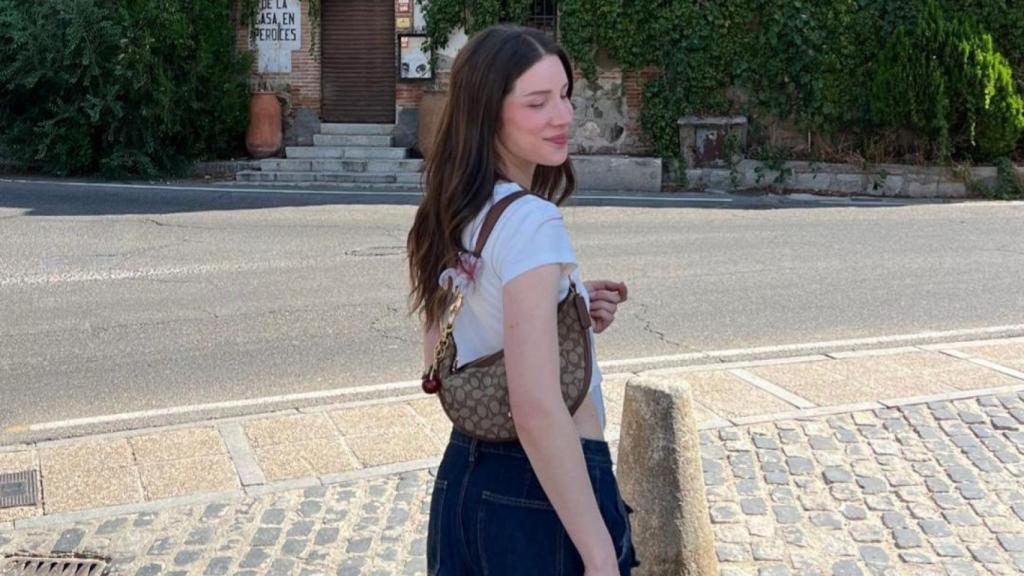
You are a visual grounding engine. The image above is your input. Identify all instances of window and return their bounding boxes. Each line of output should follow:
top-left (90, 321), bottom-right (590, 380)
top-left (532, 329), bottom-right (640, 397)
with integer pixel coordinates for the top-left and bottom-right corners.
top-left (524, 0), bottom-right (557, 35)
top-left (499, 0), bottom-right (558, 37)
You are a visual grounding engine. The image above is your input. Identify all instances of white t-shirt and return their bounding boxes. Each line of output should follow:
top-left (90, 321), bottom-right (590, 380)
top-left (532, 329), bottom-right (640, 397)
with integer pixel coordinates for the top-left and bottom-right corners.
top-left (450, 181), bottom-right (606, 429)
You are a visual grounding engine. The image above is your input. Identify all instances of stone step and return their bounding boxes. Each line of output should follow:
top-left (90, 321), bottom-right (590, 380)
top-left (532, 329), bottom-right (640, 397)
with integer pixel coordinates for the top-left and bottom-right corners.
top-left (313, 134), bottom-right (393, 147)
top-left (260, 158), bottom-right (423, 173)
top-left (238, 171), bottom-right (423, 185)
top-left (319, 123), bottom-right (394, 136)
top-left (285, 146), bottom-right (409, 160)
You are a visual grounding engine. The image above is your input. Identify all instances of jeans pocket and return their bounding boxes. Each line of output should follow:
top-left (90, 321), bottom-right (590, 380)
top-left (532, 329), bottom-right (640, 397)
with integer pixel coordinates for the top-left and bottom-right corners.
top-left (426, 479), bottom-right (448, 575)
top-left (477, 491), bottom-right (568, 576)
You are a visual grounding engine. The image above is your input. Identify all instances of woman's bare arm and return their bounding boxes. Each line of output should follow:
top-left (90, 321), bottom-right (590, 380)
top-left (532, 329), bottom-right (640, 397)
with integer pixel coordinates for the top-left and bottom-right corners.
top-left (503, 264), bottom-right (617, 573)
top-left (422, 321), bottom-right (441, 368)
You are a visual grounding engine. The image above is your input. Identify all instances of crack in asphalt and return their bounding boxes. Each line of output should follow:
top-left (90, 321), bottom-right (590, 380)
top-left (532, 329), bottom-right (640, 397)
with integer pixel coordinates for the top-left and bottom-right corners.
top-left (143, 218), bottom-right (217, 231)
top-left (370, 303), bottom-right (410, 344)
top-left (631, 300), bottom-right (688, 350)
top-left (88, 242), bottom-right (181, 261)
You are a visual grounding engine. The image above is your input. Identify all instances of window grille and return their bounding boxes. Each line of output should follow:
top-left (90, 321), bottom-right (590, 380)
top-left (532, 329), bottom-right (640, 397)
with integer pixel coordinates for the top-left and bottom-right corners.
top-left (501, 0), bottom-right (558, 37)
top-left (525, 0), bottom-right (557, 35)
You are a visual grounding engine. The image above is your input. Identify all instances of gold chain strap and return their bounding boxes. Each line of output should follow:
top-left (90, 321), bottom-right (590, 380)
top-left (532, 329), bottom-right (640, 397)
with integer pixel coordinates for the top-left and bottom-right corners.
top-left (424, 291), bottom-right (463, 379)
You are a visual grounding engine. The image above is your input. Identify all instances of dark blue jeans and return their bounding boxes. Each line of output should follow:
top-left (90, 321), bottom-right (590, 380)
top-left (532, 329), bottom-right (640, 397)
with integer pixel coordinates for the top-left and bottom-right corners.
top-left (427, 429), bottom-right (638, 576)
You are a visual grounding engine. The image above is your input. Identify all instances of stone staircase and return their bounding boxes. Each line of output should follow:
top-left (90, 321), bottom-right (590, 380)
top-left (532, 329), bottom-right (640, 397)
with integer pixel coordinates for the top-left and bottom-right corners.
top-left (237, 123), bottom-right (423, 189)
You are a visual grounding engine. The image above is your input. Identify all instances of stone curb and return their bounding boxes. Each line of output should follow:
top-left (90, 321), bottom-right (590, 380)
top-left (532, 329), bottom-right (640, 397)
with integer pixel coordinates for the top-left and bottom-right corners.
top-left (12, 491), bottom-right (241, 530)
top-left (680, 159), bottom-right (1024, 199)
top-left (6, 457), bottom-right (446, 531)
top-left (1, 334), bottom-right (1022, 525)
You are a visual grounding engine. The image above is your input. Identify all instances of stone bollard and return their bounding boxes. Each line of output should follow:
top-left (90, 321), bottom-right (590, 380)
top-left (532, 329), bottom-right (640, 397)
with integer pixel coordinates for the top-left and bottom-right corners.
top-left (617, 375), bottom-right (718, 576)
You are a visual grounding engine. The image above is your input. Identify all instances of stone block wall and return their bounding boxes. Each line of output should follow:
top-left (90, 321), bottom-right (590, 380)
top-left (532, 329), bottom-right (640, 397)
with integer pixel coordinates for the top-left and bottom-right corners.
top-left (683, 160), bottom-right (1024, 198)
top-left (567, 65), bottom-right (656, 156)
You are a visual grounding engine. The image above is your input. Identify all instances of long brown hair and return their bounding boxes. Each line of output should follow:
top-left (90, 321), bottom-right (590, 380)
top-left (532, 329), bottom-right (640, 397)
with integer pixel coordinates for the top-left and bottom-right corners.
top-left (407, 25), bottom-right (577, 326)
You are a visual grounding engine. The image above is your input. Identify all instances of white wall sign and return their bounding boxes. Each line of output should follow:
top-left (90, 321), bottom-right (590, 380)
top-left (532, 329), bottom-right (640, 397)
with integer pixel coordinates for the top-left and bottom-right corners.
top-left (253, 0), bottom-right (301, 73)
top-left (413, 1), bottom-right (427, 33)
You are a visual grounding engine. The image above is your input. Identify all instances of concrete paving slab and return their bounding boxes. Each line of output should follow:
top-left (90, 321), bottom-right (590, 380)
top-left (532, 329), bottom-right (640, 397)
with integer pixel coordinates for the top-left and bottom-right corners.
top-left (691, 402), bottom-right (726, 429)
top-left (39, 438), bottom-right (143, 514)
top-left (243, 413), bottom-right (338, 448)
top-left (931, 362), bottom-right (1023, 391)
top-left (346, 429), bottom-right (444, 468)
top-left (670, 370), bottom-right (799, 417)
top-left (0, 450), bottom-right (36, 475)
top-left (138, 455), bottom-right (238, 500)
top-left (0, 450), bottom-right (40, 522)
top-left (328, 403), bottom-right (421, 436)
top-left (129, 428), bottom-right (225, 463)
top-left (39, 437), bottom-right (136, 468)
top-left (961, 342), bottom-right (1024, 373)
top-left (405, 398), bottom-right (453, 442)
top-left (888, 350), bottom-right (999, 374)
top-left (254, 438), bottom-right (357, 482)
top-left (748, 357), bottom-right (960, 405)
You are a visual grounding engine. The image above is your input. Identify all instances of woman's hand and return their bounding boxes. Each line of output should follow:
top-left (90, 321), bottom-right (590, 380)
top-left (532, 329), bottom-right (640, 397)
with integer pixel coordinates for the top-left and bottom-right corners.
top-left (582, 551), bottom-right (622, 576)
top-left (583, 280), bottom-right (628, 334)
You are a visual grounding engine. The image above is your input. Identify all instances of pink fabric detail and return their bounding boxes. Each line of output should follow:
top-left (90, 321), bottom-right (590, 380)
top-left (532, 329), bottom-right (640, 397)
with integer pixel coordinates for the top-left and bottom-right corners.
top-left (438, 252), bottom-right (483, 294)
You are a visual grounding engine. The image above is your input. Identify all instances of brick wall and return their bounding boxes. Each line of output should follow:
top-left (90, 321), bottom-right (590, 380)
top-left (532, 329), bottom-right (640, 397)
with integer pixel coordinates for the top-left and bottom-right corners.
top-left (235, 0), bottom-right (321, 111)
top-left (623, 66), bottom-right (658, 153)
top-left (232, 1), bottom-right (656, 155)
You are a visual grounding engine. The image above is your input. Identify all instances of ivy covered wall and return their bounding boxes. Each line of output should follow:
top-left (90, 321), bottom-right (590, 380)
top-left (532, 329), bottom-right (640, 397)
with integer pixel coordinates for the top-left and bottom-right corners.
top-left (422, 0), bottom-right (1024, 164)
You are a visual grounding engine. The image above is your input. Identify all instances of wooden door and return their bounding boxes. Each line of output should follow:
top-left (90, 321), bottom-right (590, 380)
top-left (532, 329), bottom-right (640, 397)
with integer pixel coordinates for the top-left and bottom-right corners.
top-left (321, 0), bottom-right (396, 123)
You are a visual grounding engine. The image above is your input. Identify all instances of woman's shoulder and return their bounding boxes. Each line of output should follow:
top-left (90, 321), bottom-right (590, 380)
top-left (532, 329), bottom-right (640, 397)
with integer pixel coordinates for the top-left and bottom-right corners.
top-left (492, 182), bottom-right (562, 223)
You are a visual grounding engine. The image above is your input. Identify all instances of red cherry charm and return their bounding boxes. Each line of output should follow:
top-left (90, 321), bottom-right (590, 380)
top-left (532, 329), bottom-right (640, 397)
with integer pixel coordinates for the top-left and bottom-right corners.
top-left (422, 375), bottom-right (441, 394)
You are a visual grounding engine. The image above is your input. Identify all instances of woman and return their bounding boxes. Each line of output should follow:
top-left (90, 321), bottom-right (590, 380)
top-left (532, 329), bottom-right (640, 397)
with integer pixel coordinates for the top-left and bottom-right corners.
top-left (407, 24), bottom-right (635, 576)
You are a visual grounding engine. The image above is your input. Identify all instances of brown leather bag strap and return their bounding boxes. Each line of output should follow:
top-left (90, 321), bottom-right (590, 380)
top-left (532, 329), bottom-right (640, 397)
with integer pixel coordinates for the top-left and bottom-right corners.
top-left (471, 190), bottom-right (530, 256)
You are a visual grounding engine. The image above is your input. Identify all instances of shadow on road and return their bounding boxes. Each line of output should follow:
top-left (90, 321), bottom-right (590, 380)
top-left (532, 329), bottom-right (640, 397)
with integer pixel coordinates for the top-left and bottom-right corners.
top-left (0, 177), bottom-right (973, 217)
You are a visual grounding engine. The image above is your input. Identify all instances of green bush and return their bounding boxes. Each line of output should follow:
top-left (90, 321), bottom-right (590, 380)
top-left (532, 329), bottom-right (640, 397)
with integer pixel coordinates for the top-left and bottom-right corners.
top-left (992, 157), bottom-right (1024, 199)
top-left (870, 0), bottom-right (1024, 161)
top-left (0, 0), bottom-right (252, 177)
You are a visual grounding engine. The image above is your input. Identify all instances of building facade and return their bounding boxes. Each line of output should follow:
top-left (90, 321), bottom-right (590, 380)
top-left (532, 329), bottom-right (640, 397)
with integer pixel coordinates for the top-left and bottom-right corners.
top-left (238, 0), bottom-right (652, 155)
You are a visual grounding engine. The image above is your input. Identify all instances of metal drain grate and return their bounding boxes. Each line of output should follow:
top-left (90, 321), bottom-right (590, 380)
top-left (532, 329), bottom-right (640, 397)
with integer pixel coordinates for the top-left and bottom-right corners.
top-left (1, 556), bottom-right (108, 576)
top-left (0, 471), bottom-right (38, 509)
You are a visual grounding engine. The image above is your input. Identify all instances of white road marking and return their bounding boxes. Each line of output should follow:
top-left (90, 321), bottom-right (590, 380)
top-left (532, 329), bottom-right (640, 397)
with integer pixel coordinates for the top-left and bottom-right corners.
top-left (14, 379), bottom-right (422, 432)
top-left (0, 263), bottom-right (266, 287)
top-left (9, 327), bottom-right (1024, 435)
top-left (600, 325), bottom-right (1024, 370)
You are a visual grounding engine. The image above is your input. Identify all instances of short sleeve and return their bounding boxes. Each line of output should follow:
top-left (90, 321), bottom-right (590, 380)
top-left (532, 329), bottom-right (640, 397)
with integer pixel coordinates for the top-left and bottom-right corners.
top-left (489, 198), bottom-right (577, 285)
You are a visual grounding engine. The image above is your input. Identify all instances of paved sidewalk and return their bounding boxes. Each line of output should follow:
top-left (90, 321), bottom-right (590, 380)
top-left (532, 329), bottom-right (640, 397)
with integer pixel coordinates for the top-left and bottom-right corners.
top-left (2, 337), bottom-right (1023, 574)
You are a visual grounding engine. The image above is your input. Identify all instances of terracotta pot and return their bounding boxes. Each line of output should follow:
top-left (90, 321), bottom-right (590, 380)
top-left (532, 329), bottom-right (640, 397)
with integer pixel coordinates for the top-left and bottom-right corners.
top-left (417, 89), bottom-right (449, 161)
top-left (246, 92), bottom-right (283, 159)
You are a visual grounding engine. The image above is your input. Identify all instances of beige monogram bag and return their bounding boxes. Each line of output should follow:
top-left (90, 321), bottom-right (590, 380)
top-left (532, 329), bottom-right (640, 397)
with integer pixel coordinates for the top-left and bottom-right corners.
top-left (420, 191), bottom-right (593, 442)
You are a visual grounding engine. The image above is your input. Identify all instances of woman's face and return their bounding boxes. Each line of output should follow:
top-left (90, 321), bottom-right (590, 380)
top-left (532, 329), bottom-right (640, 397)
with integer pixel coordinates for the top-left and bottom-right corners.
top-left (497, 54), bottom-right (574, 171)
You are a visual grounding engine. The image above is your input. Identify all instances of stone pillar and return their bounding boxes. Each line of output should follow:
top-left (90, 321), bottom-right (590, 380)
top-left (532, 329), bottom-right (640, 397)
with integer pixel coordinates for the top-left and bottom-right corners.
top-left (617, 375), bottom-right (718, 576)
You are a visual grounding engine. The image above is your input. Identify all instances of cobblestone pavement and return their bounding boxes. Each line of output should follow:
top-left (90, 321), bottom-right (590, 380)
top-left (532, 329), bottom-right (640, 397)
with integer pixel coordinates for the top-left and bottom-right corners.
top-left (705, 391), bottom-right (1024, 576)
top-left (3, 390), bottom-right (1024, 575)
top-left (0, 472), bottom-right (433, 576)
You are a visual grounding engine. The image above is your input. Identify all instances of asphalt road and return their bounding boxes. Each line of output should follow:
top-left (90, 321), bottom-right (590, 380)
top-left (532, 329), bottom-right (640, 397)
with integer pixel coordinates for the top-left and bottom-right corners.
top-left (1, 178), bottom-right (1022, 443)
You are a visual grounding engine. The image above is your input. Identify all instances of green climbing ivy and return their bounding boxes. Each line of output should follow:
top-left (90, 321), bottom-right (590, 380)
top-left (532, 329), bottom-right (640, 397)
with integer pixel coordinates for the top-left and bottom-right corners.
top-left (415, 0), bottom-right (1024, 162)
